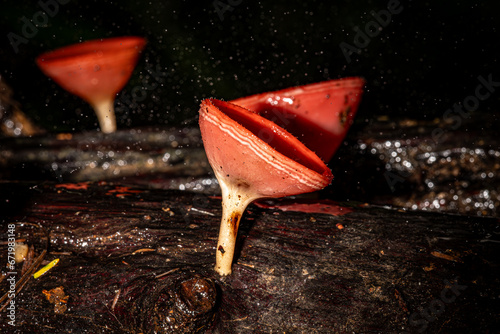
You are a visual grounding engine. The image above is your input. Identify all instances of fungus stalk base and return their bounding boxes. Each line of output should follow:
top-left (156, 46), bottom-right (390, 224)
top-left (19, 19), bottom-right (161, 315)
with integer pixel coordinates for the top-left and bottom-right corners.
top-left (215, 179), bottom-right (257, 276)
top-left (91, 99), bottom-right (117, 134)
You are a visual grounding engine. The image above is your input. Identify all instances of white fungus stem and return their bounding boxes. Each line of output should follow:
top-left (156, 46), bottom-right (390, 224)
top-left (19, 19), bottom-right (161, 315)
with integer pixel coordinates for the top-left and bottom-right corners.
top-left (215, 177), bottom-right (257, 276)
top-left (91, 98), bottom-right (116, 134)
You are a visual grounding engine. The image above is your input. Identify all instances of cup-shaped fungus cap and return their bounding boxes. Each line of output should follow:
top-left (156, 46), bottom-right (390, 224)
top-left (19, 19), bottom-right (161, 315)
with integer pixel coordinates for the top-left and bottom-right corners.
top-left (36, 36), bottom-right (146, 133)
top-left (231, 77), bottom-right (365, 162)
top-left (200, 98), bottom-right (333, 198)
top-left (199, 98), bottom-right (333, 275)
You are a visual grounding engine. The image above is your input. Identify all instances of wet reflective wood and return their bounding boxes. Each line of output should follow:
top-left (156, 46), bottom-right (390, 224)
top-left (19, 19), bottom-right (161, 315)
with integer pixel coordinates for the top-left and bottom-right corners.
top-left (1, 181), bottom-right (498, 333)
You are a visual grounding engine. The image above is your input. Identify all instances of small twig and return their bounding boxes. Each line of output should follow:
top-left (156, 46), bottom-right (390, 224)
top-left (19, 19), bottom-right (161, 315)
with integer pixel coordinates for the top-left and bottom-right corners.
top-left (223, 316), bottom-right (249, 322)
top-left (111, 289), bottom-right (121, 311)
top-left (189, 207), bottom-right (215, 216)
top-left (0, 222), bottom-right (49, 312)
top-left (155, 268), bottom-right (180, 279)
top-left (49, 252), bottom-right (72, 256)
top-left (102, 295), bottom-right (125, 330)
top-left (431, 251), bottom-right (462, 262)
top-left (238, 262), bottom-right (255, 269)
top-left (0, 249), bottom-right (47, 311)
top-left (131, 248), bottom-right (155, 255)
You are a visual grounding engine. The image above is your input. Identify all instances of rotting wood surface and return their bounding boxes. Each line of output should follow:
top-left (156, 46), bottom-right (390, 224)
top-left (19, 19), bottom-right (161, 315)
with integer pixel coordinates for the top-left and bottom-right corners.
top-left (0, 127), bottom-right (210, 183)
top-left (327, 115), bottom-right (500, 217)
top-left (1, 181), bottom-right (499, 333)
top-left (1, 119), bottom-right (498, 217)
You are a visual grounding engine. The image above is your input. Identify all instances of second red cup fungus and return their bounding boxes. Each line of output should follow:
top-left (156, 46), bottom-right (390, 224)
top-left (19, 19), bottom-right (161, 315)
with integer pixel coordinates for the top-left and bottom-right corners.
top-left (36, 36), bottom-right (146, 133)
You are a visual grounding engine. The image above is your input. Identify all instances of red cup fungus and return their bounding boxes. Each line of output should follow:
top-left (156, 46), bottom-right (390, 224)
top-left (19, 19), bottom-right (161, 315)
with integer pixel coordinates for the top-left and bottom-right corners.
top-left (199, 98), bottom-right (334, 275)
top-left (231, 77), bottom-right (365, 162)
top-left (36, 36), bottom-right (146, 133)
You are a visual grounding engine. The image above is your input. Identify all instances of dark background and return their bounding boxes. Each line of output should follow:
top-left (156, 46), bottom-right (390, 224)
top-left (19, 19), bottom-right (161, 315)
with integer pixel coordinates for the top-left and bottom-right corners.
top-left (1, 0), bottom-right (499, 132)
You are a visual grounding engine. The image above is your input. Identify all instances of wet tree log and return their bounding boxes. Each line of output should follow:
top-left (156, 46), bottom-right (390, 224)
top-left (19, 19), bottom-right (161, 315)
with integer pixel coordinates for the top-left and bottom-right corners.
top-left (0, 127), bottom-right (211, 186)
top-left (328, 114), bottom-right (500, 217)
top-left (1, 117), bottom-right (499, 216)
top-left (1, 181), bottom-right (499, 333)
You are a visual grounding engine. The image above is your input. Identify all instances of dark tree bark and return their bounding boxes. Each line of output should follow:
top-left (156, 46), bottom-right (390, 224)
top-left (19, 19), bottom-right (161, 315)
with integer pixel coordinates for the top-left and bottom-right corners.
top-left (328, 115), bottom-right (500, 217)
top-left (1, 120), bottom-right (498, 217)
top-left (0, 127), bottom-right (210, 184)
top-left (1, 181), bottom-right (498, 333)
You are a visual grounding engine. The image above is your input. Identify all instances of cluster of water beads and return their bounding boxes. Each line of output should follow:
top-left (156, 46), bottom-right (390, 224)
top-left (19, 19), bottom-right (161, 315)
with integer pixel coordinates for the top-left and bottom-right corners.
top-left (361, 137), bottom-right (500, 216)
